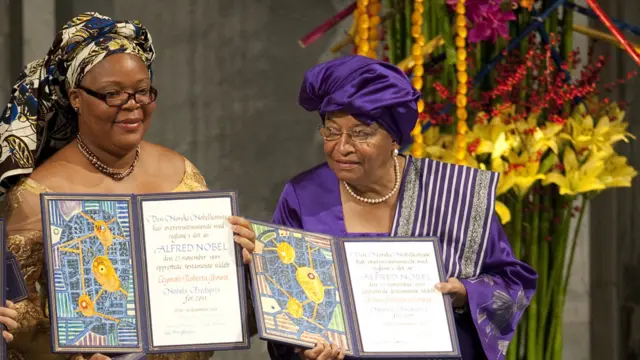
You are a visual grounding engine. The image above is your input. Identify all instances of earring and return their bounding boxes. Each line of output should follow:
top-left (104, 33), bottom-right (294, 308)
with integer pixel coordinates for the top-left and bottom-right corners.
top-left (393, 149), bottom-right (399, 157)
top-left (74, 107), bottom-right (80, 115)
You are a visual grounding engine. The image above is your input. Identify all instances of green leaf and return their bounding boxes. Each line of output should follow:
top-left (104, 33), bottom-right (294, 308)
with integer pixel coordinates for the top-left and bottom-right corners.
top-left (445, 46), bottom-right (457, 65)
top-left (539, 152), bottom-right (558, 174)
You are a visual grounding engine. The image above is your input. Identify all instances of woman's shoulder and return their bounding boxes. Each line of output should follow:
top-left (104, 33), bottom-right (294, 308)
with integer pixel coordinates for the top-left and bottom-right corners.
top-left (142, 142), bottom-right (206, 190)
top-left (142, 141), bottom-right (188, 171)
top-left (28, 145), bottom-right (79, 191)
top-left (287, 162), bottom-right (333, 187)
top-left (280, 162), bottom-right (338, 200)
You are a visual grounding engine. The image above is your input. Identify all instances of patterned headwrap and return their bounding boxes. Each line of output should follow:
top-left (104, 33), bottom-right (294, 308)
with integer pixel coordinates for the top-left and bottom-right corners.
top-left (298, 55), bottom-right (421, 147)
top-left (0, 12), bottom-right (155, 195)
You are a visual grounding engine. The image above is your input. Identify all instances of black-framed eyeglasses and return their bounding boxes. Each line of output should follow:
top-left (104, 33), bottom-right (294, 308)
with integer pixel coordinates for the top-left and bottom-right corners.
top-left (318, 125), bottom-right (378, 143)
top-left (77, 85), bottom-right (158, 107)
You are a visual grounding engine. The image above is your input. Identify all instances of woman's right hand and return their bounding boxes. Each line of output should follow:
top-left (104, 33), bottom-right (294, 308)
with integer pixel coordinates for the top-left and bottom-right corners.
top-left (296, 342), bottom-right (345, 360)
top-left (0, 300), bottom-right (18, 342)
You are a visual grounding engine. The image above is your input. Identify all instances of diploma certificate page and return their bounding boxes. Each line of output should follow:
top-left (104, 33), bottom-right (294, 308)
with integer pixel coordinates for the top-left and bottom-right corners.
top-left (344, 241), bottom-right (454, 353)
top-left (141, 197), bottom-right (243, 347)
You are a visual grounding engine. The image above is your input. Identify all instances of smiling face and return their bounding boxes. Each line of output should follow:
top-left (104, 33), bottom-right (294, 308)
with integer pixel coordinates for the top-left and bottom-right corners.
top-left (68, 53), bottom-right (155, 154)
top-left (323, 112), bottom-right (399, 185)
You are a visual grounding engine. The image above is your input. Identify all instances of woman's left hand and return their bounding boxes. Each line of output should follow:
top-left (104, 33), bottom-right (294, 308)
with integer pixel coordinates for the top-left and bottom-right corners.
top-left (228, 216), bottom-right (256, 264)
top-left (1, 300), bottom-right (18, 342)
top-left (435, 277), bottom-right (468, 308)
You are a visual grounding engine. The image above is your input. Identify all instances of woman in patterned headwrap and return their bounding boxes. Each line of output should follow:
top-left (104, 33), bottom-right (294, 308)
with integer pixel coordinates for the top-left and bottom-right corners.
top-left (266, 55), bottom-right (537, 360)
top-left (0, 12), bottom-right (256, 360)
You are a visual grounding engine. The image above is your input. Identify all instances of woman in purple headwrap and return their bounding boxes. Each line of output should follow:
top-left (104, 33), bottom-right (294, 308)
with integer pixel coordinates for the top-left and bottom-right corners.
top-left (267, 55), bottom-right (537, 360)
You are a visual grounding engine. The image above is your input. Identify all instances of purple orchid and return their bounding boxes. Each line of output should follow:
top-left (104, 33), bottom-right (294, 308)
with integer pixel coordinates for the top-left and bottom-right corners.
top-left (446, 0), bottom-right (517, 43)
top-left (469, 3), bottom-right (516, 42)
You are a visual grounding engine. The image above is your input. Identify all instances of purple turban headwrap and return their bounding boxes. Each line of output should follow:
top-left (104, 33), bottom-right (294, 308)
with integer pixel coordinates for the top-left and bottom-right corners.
top-left (298, 55), bottom-right (421, 147)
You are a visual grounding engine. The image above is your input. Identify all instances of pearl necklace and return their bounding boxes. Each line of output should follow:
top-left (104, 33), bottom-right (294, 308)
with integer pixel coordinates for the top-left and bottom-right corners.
top-left (343, 154), bottom-right (401, 204)
top-left (76, 134), bottom-right (140, 181)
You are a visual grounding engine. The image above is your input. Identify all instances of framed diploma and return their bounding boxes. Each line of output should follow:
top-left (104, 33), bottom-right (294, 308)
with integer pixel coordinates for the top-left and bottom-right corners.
top-left (248, 221), bottom-right (461, 359)
top-left (40, 191), bottom-right (251, 355)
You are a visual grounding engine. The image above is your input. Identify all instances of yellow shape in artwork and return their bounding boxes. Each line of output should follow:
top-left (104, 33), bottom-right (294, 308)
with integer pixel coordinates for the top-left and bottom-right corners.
top-left (79, 212), bottom-right (125, 255)
top-left (92, 256), bottom-right (128, 297)
top-left (77, 294), bottom-right (95, 317)
top-left (76, 293), bottom-right (120, 322)
top-left (286, 298), bottom-right (304, 318)
top-left (276, 242), bottom-right (296, 264)
top-left (296, 267), bottom-right (325, 303)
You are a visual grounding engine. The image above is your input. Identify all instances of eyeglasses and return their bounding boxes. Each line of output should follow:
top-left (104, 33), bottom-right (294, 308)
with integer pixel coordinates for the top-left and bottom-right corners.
top-left (318, 126), bottom-right (378, 143)
top-left (77, 85), bottom-right (158, 107)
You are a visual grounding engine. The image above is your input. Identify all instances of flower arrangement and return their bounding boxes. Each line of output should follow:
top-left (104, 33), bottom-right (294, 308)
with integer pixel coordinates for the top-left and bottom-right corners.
top-left (298, 0), bottom-right (639, 359)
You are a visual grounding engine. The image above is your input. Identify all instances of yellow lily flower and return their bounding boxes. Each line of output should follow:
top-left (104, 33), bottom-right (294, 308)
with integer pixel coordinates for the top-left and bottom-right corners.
top-left (489, 157), bottom-right (514, 195)
top-left (411, 126), bottom-right (453, 161)
top-left (422, 126), bottom-right (454, 160)
top-left (514, 112), bottom-right (564, 154)
top-left (559, 108), bottom-right (607, 154)
top-left (542, 147), bottom-right (606, 195)
top-left (528, 123), bottom-right (564, 154)
top-left (501, 151), bottom-right (546, 197)
top-left (465, 116), bottom-right (514, 160)
top-left (603, 105), bottom-right (635, 145)
top-left (442, 151), bottom-right (482, 169)
top-left (495, 200), bottom-right (511, 224)
top-left (599, 154), bottom-right (638, 188)
top-left (560, 104), bottom-right (634, 157)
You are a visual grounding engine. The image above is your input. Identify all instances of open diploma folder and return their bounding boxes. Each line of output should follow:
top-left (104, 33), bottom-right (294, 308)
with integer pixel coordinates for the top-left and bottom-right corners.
top-left (249, 221), bottom-right (461, 359)
top-left (40, 192), bottom-right (250, 355)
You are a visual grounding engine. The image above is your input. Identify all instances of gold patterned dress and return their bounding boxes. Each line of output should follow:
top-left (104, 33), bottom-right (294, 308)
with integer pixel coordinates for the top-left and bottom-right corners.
top-left (3, 159), bottom-right (215, 360)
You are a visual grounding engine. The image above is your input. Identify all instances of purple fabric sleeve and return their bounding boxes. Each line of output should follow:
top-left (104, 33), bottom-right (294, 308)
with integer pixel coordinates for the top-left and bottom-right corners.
top-left (271, 182), bottom-right (303, 229)
top-left (460, 215), bottom-right (538, 360)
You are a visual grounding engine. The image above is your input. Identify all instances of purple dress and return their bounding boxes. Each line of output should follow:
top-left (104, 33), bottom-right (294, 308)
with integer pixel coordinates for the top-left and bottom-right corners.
top-left (267, 156), bottom-right (537, 360)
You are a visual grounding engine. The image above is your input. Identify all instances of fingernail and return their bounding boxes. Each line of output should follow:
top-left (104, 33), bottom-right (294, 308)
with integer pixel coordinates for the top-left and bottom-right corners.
top-left (434, 283), bottom-right (442, 290)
